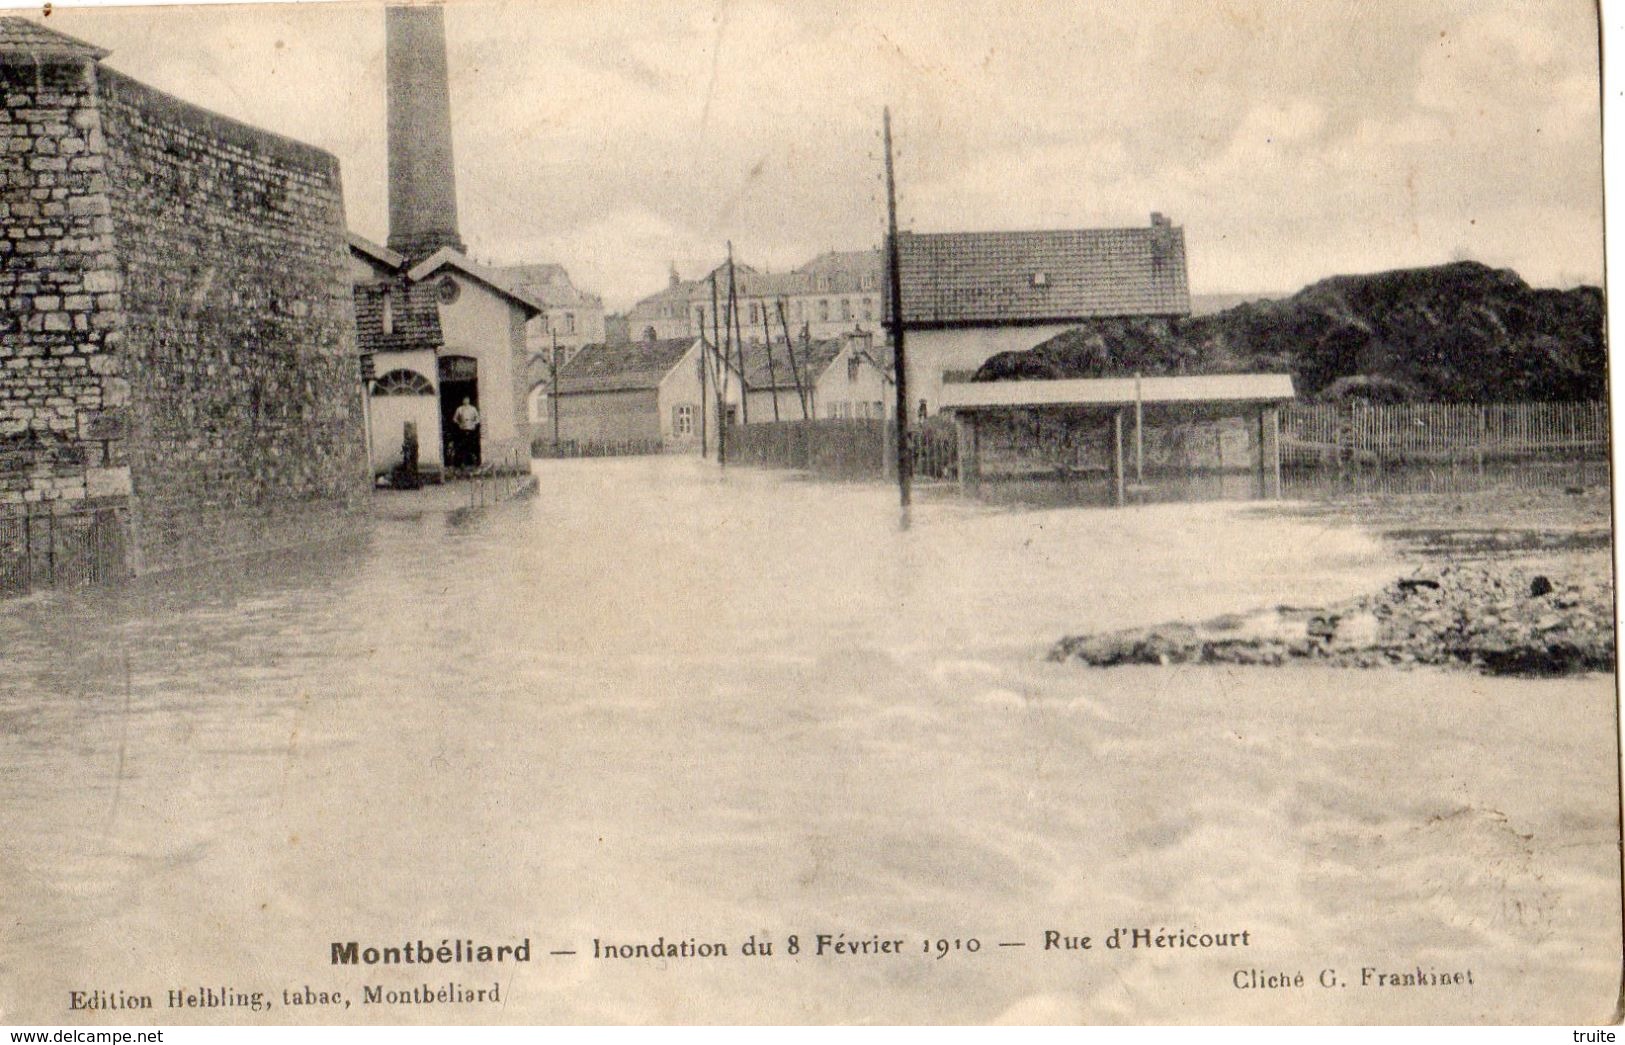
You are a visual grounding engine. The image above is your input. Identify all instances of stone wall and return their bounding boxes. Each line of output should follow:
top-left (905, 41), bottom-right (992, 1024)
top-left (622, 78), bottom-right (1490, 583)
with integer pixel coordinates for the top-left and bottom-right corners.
top-left (0, 57), bottom-right (124, 516)
top-left (97, 69), bottom-right (366, 573)
top-left (0, 50), bottom-right (368, 584)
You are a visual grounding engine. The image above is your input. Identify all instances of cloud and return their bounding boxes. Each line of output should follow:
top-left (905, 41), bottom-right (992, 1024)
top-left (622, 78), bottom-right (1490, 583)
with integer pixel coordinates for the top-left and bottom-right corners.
top-left (41, 0), bottom-right (1605, 306)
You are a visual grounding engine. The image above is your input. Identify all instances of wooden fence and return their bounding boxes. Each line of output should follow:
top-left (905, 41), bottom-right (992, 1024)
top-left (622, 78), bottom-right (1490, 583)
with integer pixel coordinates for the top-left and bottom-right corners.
top-left (0, 507), bottom-right (125, 597)
top-left (726, 418), bottom-right (958, 481)
top-left (1281, 401), bottom-right (1609, 467)
top-left (532, 436), bottom-right (665, 459)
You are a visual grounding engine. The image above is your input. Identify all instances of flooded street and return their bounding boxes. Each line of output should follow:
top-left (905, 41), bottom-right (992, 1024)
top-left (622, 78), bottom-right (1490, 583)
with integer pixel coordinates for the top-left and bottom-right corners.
top-left (1, 457), bottom-right (1618, 1024)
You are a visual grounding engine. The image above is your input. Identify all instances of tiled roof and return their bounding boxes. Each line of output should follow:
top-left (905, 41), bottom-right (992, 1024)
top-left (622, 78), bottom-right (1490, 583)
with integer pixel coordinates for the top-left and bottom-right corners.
top-left (0, 17), bottom-right (108, 60)
top-left (557, 337), bottom-right (701, 394)
top-left (896, 222), bottom-right (1190, 326)
top-left (354, 279), bottom-right (443, 356)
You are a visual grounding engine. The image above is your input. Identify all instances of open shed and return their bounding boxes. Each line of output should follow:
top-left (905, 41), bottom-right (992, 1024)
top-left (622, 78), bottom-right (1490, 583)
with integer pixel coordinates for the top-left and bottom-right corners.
top-left (939, 374), bottom-right (1296, 504)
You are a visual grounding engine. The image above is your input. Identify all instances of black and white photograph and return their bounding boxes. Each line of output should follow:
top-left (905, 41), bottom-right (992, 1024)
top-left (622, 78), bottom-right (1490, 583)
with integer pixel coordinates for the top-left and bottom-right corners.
top-left (0, 0), bottom-right (1618, 1028)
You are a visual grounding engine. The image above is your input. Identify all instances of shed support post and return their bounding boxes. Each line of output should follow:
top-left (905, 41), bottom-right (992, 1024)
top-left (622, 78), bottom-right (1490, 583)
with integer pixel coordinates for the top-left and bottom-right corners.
top-left (955, 412), bottom-right (980, 495)
top-left (1258, 405), bottom-right (1282, 499)
top-left (1112, 408), bottom-right (1126, 507)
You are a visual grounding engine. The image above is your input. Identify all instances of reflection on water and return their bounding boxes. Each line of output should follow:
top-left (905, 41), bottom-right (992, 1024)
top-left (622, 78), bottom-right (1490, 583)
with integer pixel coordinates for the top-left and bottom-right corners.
top-left (0, 457), bottom-right (1617, 1024)
top-left (960, 458), bottom-right (1610, 509)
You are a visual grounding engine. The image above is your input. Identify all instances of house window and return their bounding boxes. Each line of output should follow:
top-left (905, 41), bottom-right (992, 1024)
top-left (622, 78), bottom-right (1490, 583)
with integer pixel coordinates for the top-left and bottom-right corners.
top-left (861, 272), bottom-right (876, 291)
top-left (564, 312), bottom-right (577, 334)
top-left (380, 289), bottom-right (394, 336)
top-left (840, 298), bottom-right (851, 321)
top-left (372, 369), bottom-right (434, 396)
top-left (673, 403), bottom-right (694, 436)
top-left (817, 274), bottom-right (831, 291)
top-left (848, 355), bottom-right (860, 382)
top-left (861, 298), bottom-right (872, 321)
top-left (818, 299), bottom-right (830, 322)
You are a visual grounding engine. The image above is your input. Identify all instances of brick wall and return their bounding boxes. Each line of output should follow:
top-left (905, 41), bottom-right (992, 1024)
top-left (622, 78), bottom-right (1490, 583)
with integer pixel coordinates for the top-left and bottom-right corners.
top-left (0, 52), bottom-right (368, 583)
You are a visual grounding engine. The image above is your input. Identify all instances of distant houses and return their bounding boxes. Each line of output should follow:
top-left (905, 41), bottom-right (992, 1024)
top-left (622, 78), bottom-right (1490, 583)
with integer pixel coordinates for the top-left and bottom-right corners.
top-left (500, 262), bottom-right (606, 366)
top-left (896, 214), bottom-right (1191, 416)
top-left (538, 334), bottom-right (739, 452)
top-left (628, 251), bottom-right (885, 344)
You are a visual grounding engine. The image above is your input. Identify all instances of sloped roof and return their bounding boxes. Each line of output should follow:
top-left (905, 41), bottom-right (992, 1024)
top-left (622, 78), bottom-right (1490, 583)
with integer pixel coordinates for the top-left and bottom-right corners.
top-left (0, 17), bottom-right (108, 60)
top-left (896, 222), bottom-right (1190, 326)
top-left (354, 279), bottom-right (443, 356)
top-left (348, 231), bottom-right (406, 272)
top-left (941, 373), bottom-right (1294, 412)
top-left (556, 337), bottom-right (703, 394)
top-left (407, 248), bottom-right (546, 316)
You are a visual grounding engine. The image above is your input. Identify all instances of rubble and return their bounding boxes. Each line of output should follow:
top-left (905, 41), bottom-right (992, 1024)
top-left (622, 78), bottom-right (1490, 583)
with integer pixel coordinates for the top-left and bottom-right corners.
top-left (1049, 561), bottom-right (1615, 676)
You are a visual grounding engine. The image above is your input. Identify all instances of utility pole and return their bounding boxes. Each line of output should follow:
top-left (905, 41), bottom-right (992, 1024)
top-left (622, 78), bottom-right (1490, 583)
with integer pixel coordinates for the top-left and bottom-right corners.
top-left (777, 298), bottom-right (809, 419)
top-left (884, 106), bottom-right (911, 509)
top-left (550, 330), bottom-right (560, 451)
top-left (760, 304), bottom-right (780, 422)
top-left (697, 305), bottom-right (708, 457)
top-left (727, 242), bottom-right (747, 424)
top-left (711, 271), bottom-right (727, 466)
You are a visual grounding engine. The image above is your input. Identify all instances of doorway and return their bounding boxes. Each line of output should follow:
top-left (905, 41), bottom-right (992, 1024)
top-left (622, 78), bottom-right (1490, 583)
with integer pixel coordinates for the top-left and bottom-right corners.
top-left (438, 355), bottom-right (480, 469)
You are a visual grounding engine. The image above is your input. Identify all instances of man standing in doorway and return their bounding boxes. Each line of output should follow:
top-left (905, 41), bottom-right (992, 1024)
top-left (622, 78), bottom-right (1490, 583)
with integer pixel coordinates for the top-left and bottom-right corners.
top-left (453, 396), bottom-right (481, 468)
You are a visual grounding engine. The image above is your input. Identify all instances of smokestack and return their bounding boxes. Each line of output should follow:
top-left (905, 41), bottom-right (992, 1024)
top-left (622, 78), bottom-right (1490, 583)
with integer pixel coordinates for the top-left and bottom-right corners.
top-left (386, 5), bottom-right (465, 260)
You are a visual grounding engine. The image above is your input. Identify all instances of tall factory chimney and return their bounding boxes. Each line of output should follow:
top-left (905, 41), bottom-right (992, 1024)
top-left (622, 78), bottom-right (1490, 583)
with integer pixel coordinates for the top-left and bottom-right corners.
top-left (385, 4), bottom-right (466, 260)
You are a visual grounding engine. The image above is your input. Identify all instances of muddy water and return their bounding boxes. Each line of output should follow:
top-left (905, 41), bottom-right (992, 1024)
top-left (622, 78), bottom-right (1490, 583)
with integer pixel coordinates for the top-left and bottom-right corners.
top-left (0, 457), bottom-right (1617, 1024)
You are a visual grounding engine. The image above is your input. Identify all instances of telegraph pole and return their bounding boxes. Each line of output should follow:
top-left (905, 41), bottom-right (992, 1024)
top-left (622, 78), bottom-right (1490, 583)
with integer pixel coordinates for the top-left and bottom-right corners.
top-left (550, 330), bottom-right (560, 451)
top-left (711, 271), bottom-right (727, 466)
top-left (727, 242), bottom-right (747, 424)
top-left (884, 106), bottom-right (911, 509)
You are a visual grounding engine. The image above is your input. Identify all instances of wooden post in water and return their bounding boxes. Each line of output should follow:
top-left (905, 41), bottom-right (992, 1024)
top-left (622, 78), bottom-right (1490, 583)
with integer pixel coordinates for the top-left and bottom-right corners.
top-left (1112, 408), bottom-right (1126, 507)
top-left (955, 412), bottom-right (980, 495)
top-left (1133, 371), bottom-right (1145, 488)
top-left (1261, 404), bottom-right (1282, 499)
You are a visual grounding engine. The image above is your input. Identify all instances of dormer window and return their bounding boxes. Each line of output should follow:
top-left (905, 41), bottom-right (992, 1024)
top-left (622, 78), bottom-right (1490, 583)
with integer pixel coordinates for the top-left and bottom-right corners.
top-left (381, 289), bottom-right (395, 335)
top-left (1031, 271), bottom-right (1049, 288)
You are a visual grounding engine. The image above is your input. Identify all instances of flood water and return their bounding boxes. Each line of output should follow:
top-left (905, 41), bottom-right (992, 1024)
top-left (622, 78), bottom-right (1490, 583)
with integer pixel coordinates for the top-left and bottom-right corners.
top-left (1, 457), bottom-right (1618, 1024)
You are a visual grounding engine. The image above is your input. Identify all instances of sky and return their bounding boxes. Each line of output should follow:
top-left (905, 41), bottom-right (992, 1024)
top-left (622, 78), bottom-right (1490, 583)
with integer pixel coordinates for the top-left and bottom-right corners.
top-left (18, 0), bottom-right (1608, 310)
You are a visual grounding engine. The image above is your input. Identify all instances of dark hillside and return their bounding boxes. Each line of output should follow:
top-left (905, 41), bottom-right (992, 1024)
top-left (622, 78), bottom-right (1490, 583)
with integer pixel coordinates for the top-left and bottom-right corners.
top-left (974, 262), bottom-right (1605, 401)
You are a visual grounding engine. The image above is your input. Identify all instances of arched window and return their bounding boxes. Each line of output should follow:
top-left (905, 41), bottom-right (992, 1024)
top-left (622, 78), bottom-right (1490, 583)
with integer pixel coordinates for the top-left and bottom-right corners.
top-left (373, 369), bottom-right (435, 396)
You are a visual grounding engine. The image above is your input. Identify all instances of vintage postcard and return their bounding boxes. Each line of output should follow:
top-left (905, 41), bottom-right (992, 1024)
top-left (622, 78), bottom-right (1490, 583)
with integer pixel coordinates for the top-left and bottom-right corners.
top-left (0, 0), bottom-right (1618, 1028)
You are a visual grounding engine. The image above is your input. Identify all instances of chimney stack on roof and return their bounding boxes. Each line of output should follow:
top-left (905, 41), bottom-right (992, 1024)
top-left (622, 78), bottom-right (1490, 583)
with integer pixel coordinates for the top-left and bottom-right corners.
top-left (385, 4), bottom-right (466, 262)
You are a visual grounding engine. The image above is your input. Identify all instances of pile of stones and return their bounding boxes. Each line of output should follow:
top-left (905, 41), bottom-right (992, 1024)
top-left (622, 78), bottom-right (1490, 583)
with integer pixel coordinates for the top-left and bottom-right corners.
top-left (1049, 562), bottom-right (1615, 676)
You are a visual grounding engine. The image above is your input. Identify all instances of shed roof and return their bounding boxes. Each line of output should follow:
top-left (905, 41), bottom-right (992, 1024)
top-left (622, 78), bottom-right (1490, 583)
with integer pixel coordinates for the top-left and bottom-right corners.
top-left (354, 279), bottom-right (444, 356)
top-left (941, 374), bottom-right (1294, 413)
top-left (897, 221), bottom-right (1190, 326)
top-left (556, 337), bottom-right (705, 394)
